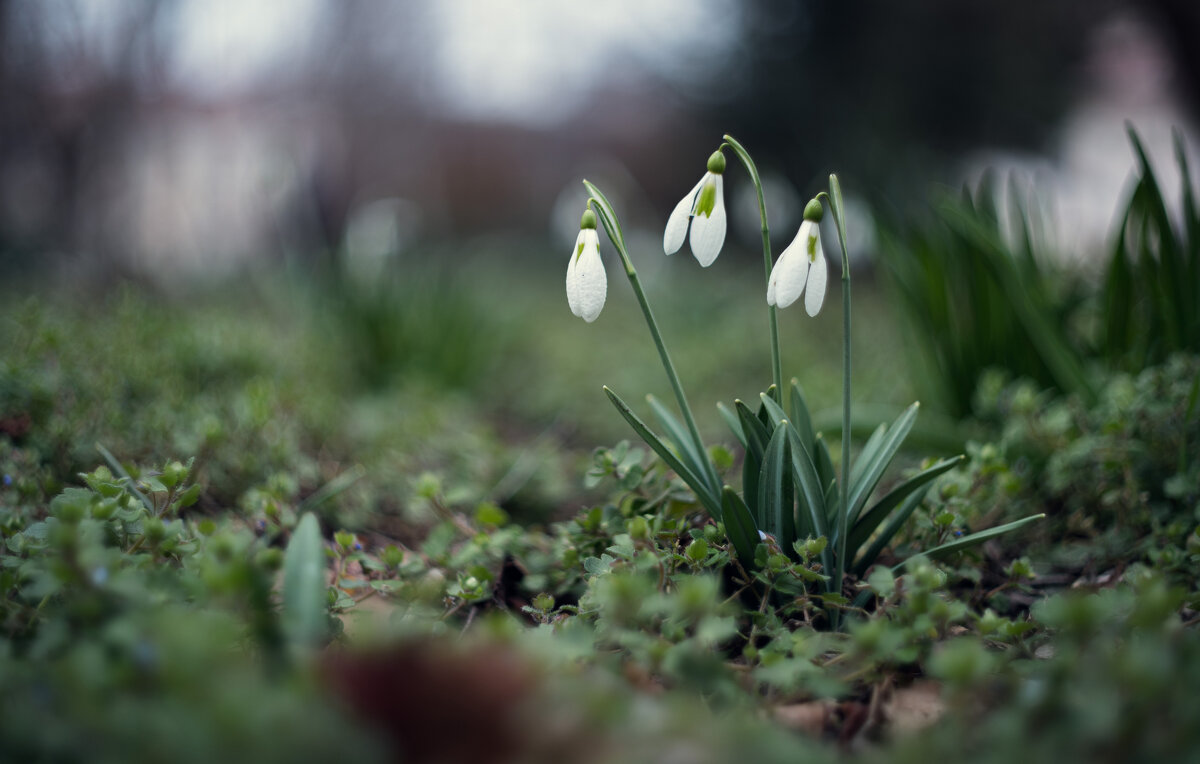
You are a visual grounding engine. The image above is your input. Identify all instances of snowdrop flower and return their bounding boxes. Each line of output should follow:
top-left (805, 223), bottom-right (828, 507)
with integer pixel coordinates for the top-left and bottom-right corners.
top-left (566, 208), bottom-right (606, 322)
top-left (767, 198), bottom-right (827, 316)
top-left (663, 150), bottom-right (727, 267)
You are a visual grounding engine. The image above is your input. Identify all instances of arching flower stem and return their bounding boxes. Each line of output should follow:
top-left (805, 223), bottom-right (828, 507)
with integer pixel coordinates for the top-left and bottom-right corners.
top-left (722, 134), bottom-right (783, 401)
top-left (583, 183), bottom-right (719, 494)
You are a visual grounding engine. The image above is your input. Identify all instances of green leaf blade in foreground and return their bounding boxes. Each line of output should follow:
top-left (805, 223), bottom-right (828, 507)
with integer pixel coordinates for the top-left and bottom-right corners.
top-left (758, 422), bottom-right (795, 550)
top-left (788, 380), bottom-right (817, 454)
top-left (647, 394), bottom-right (718, 496)
top-left (847, 455), bottom-right (965, 556)
top-left (736, 400), bottom-right (771, 526)
top-left (721, 487), bottom-right (761, 571)
top-left (717, 402), bottom-right (747, 449)
top-left (845, 402), bottom-right (920, 528)
top-left (915, 514), bottom-right (1047, 565)
top-left (283, 512), bottom-right (328, 651)
top-left (604, 386), bottom-right (722, 521)
top-left (783, 425), bottom-right (833, 580)
top-left (851, 487), bottom-right (930, 577)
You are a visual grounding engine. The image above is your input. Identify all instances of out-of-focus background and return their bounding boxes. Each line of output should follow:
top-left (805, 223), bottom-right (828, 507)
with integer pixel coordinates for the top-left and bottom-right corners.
top-left (2, 0), bottom-right (1198, 278)
top-left (1, 0), bottom-right (1199, 521)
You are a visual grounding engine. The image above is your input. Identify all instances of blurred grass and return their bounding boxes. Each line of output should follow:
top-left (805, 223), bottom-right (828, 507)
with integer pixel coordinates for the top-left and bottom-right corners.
top-left (0, 250), bottom-right (914, 527)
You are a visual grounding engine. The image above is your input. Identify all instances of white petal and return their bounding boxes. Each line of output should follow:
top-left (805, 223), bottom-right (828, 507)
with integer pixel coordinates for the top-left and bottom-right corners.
top-left (566, 230), bottom-right (585, 317)
top-left (769, 223), bottom-right (811, 309)
top-left (574, 230), bottom-right (607, 322)
top-left (663, 176), bottom-right (705, 255)
top-left (689, 174), bottom-right (726, 267)
top-left (804, 233), bottom-right (828, 317)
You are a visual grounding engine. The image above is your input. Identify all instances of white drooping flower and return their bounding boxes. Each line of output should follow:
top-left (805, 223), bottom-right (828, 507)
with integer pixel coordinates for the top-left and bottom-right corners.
top-left (767, 198), bottom-right (828, 316)
top-left (663, 150), bottom-right (727, 267)
top-left (566, 209), bottom-right (607, 323)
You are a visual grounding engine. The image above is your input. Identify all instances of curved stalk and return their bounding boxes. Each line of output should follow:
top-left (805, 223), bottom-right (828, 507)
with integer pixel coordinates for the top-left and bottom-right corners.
top-left (722, 134), bottom-right (783, 400)
top-left (583, 182), bottom-right (718, 494)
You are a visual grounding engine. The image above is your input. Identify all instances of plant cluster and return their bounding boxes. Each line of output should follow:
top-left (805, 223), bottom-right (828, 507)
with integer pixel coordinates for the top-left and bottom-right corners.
top-left (879, 127), bottom-right (1200, 418)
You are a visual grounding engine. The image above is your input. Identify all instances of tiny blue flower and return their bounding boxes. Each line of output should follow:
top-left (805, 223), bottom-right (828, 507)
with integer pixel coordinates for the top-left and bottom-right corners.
top-left (91, 567), bottom-right (109, 586)
top-left (953, 529), bottom-right (964, 537)
top-left (354, 542), bottom-right (363, 551)
top-left (2, 474), bottom-right (11, 486)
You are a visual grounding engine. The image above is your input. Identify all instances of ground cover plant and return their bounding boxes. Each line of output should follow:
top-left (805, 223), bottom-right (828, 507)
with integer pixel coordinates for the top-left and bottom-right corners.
top-left (2, 133), bottom-right (1200, 762)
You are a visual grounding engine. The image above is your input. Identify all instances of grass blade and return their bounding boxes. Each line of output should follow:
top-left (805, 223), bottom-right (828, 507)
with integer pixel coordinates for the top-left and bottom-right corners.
top-left (604, 386), bottom-right (722, 520)
top-left (846, 403), bottom-right (920, 528)
top-left (919, 514), bottom-right (1046, 563)
top-left (852, 487), bottom-right (931, 577)
top-left (847, 455), bottom-right (964, 556)
top-left (647, 394), bottom-right (718, 496)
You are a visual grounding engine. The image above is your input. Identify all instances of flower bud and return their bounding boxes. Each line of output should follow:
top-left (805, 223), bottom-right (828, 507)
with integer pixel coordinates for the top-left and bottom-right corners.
top-left (803, 198), bottom-right (824, 222)
top-left (706, 150), bottom-right (726, 174)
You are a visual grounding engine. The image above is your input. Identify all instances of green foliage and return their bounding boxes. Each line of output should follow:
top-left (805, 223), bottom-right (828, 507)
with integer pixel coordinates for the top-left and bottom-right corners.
top-left (1103, 129), bottom-right (1200, 370)
top-left (878, 170), bottom-right (1089, 417)
top-left (0, 454), bottom-right (383, 763)
top-left (879, 126), bottom-right (1200, 418)
top-left (970, 354), bottom-right (1200, 574)
top-left (315, 259), bottom-right (511, 391)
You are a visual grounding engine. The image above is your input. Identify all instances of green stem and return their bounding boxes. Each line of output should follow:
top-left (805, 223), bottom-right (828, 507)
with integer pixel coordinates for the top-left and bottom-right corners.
top-left (583, 186), bottom-right (718, 494)
top-left (723, 135), bottom-right (783, 400)
top-left (819, 178), bottom-right (852, 626)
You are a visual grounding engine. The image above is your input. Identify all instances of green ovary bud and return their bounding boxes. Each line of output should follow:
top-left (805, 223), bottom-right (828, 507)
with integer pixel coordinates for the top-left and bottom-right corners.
top-left (695, 178), bottom-right (718, 217)
top-left (803, 198), bottom-right (824, 223)
top-left (580, 209), bottom-right (597, 230)
top-left (706, 150), bottom-right (726, 174)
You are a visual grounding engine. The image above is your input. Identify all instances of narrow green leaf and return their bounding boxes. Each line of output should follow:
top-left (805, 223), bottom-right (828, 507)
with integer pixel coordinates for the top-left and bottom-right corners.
top-left (759, 391), bottom-right (788, 428)
top-left (604, 386), bottom-right (722, 520)
top-left (848, 455), bottom-right (964, 556)
top-left (849, 423), bottom-right (887, 488)
top-left (814, 436), bottom-right (838, 525)
top-left (299, 464), bottom-right (367, 511)
top-left (283, 512), bottom-right (328, 650)
top-left (721, 487), bottom-right (761, 570)
top-left (851, 487), bottom-right (930, 577)
top-left (758, 423), bottom-right (795, 550)
top-left (95, 443), bottom-right (154, 513)
top-left (783, 426), bottom-right (833, 582)
top-left (846, 403), bottom-right (920, 528)
top-left (788, 379), bottom-right (817, 454)
top-left (736, 400), bottom-right (770, 526)
top-left (647, 394), bottom-right (718, 495)
top-left (917, 514), bottom-right (1046, 563)
top-left (717, 402), bottom-right (746, 449)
